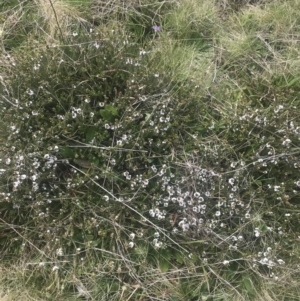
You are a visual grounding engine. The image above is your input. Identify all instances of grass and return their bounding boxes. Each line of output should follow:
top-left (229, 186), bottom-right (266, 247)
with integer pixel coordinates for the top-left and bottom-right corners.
top-left (1, 0), bottom-right (300, 300)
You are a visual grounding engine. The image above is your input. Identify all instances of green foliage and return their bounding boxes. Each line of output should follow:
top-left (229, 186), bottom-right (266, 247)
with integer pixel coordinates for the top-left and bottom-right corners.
top-left (2, 0), bottom-right (300, 300)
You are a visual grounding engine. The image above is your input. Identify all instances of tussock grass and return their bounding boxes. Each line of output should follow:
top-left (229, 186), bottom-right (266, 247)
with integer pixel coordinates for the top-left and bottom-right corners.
top-left (1, 0), bottom-right (300, 300)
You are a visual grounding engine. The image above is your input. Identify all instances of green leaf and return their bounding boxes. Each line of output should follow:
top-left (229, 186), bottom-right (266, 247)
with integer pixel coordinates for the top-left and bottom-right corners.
top-left (145, 113), bottom-right (151, 122)
top-left (175, 251), bottom-right (184, 264)
top-left (159, 257), bottom-right (170, 272)
top-left (86, 126), bottom-right (96, 142)
top-left (105, 104), bottom-right (118, 116)
top-left (242, 277), bottom-right (255, 296)
top-left (100, 109), bottom-right (113, 121)
top-left (259, 223), bottom-right (268, 234)
top-left (60, 146), bottom-right (75, 159)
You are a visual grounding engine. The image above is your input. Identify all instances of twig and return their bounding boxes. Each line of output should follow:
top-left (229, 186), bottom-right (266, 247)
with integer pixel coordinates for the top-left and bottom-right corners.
top-left (48, 0), bottom-right (67, 43)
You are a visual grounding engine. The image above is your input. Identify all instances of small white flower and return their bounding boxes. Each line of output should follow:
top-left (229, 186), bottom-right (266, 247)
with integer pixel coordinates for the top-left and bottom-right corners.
top-left (56, 248), bottom-right (63, 256)
top-left (72, 32), bottom-right (78, 37)
top-left (228, 178), bottom-right (235, 185)
top-left (128, 241), bottom-right (134, 248)
top-left (274, 185), bottom-right (280, 192)
top-left (274, 105), bottom-right (283, 113)
top-left (215, 211), bottom-right (221, 217)
top-left (154, 73), bottom-right (159, 78)
top-left (149, 209), bottom-right (155, 217)
top-left (194, 192), bottom-right (200, 198)
top-left (5, 158), bottom-right (11, 165)
top-left (94, 42), bottom-right (100, 49)
top-left (129, 233), bottom-right (135, 240)
top-left (282, 138), bottom-right (291, 146)
top-left (245, 212), bottom-right (250, 219)
top-left (154, 232), bottom-right (160, 238)
top-left (277, 259), bottom-right (285, 265)
top-left (223, 260), bottom-right (230, 266)
top-left (254, 228), bottom-right (260, 237)
top-left (52, 265), bottom-right (59, 271)
top-left (103, 195), bottom-right (109, 202)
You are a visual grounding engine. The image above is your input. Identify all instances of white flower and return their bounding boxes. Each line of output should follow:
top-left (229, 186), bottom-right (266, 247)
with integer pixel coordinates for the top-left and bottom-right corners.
top-left (129, 233), bottom-right (135, 240)
top-left (198, 197), bottom-right (204, 203)
top-left (52, 265), bottom-right (59, 271)
top-left (254, 228), bottom-right (260, 237)
top-left (5, 158), bottom-right (11, 165)
top-left (56, 248), bottom-right (63, 256)
top-left (149, 209), bottom-right (155, 217)
top-left (72, 32), bottom-right (78, 37)
top-left (128, 241), bottom-right (134, 248)
top-left (228, 178), bottom-right (235, 185)
top-left (215, 211), bottom-right (221, 217)
top-left (277, 259), bottom-right (285, 265)
top-left (223, 260), bottom-right (230, 266)
top-left (274, 105), bottom-right (283, 113)
top-left (274, 185), bottom-right (280, 192)
top-left (282, 138), bottom-right (291, 146)
top-left (94, 42), bottom-right (100, 49)
top-left (194, 192), bottom-right (200, 198)
top-left (151, 165), bottom-right (157, 173)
